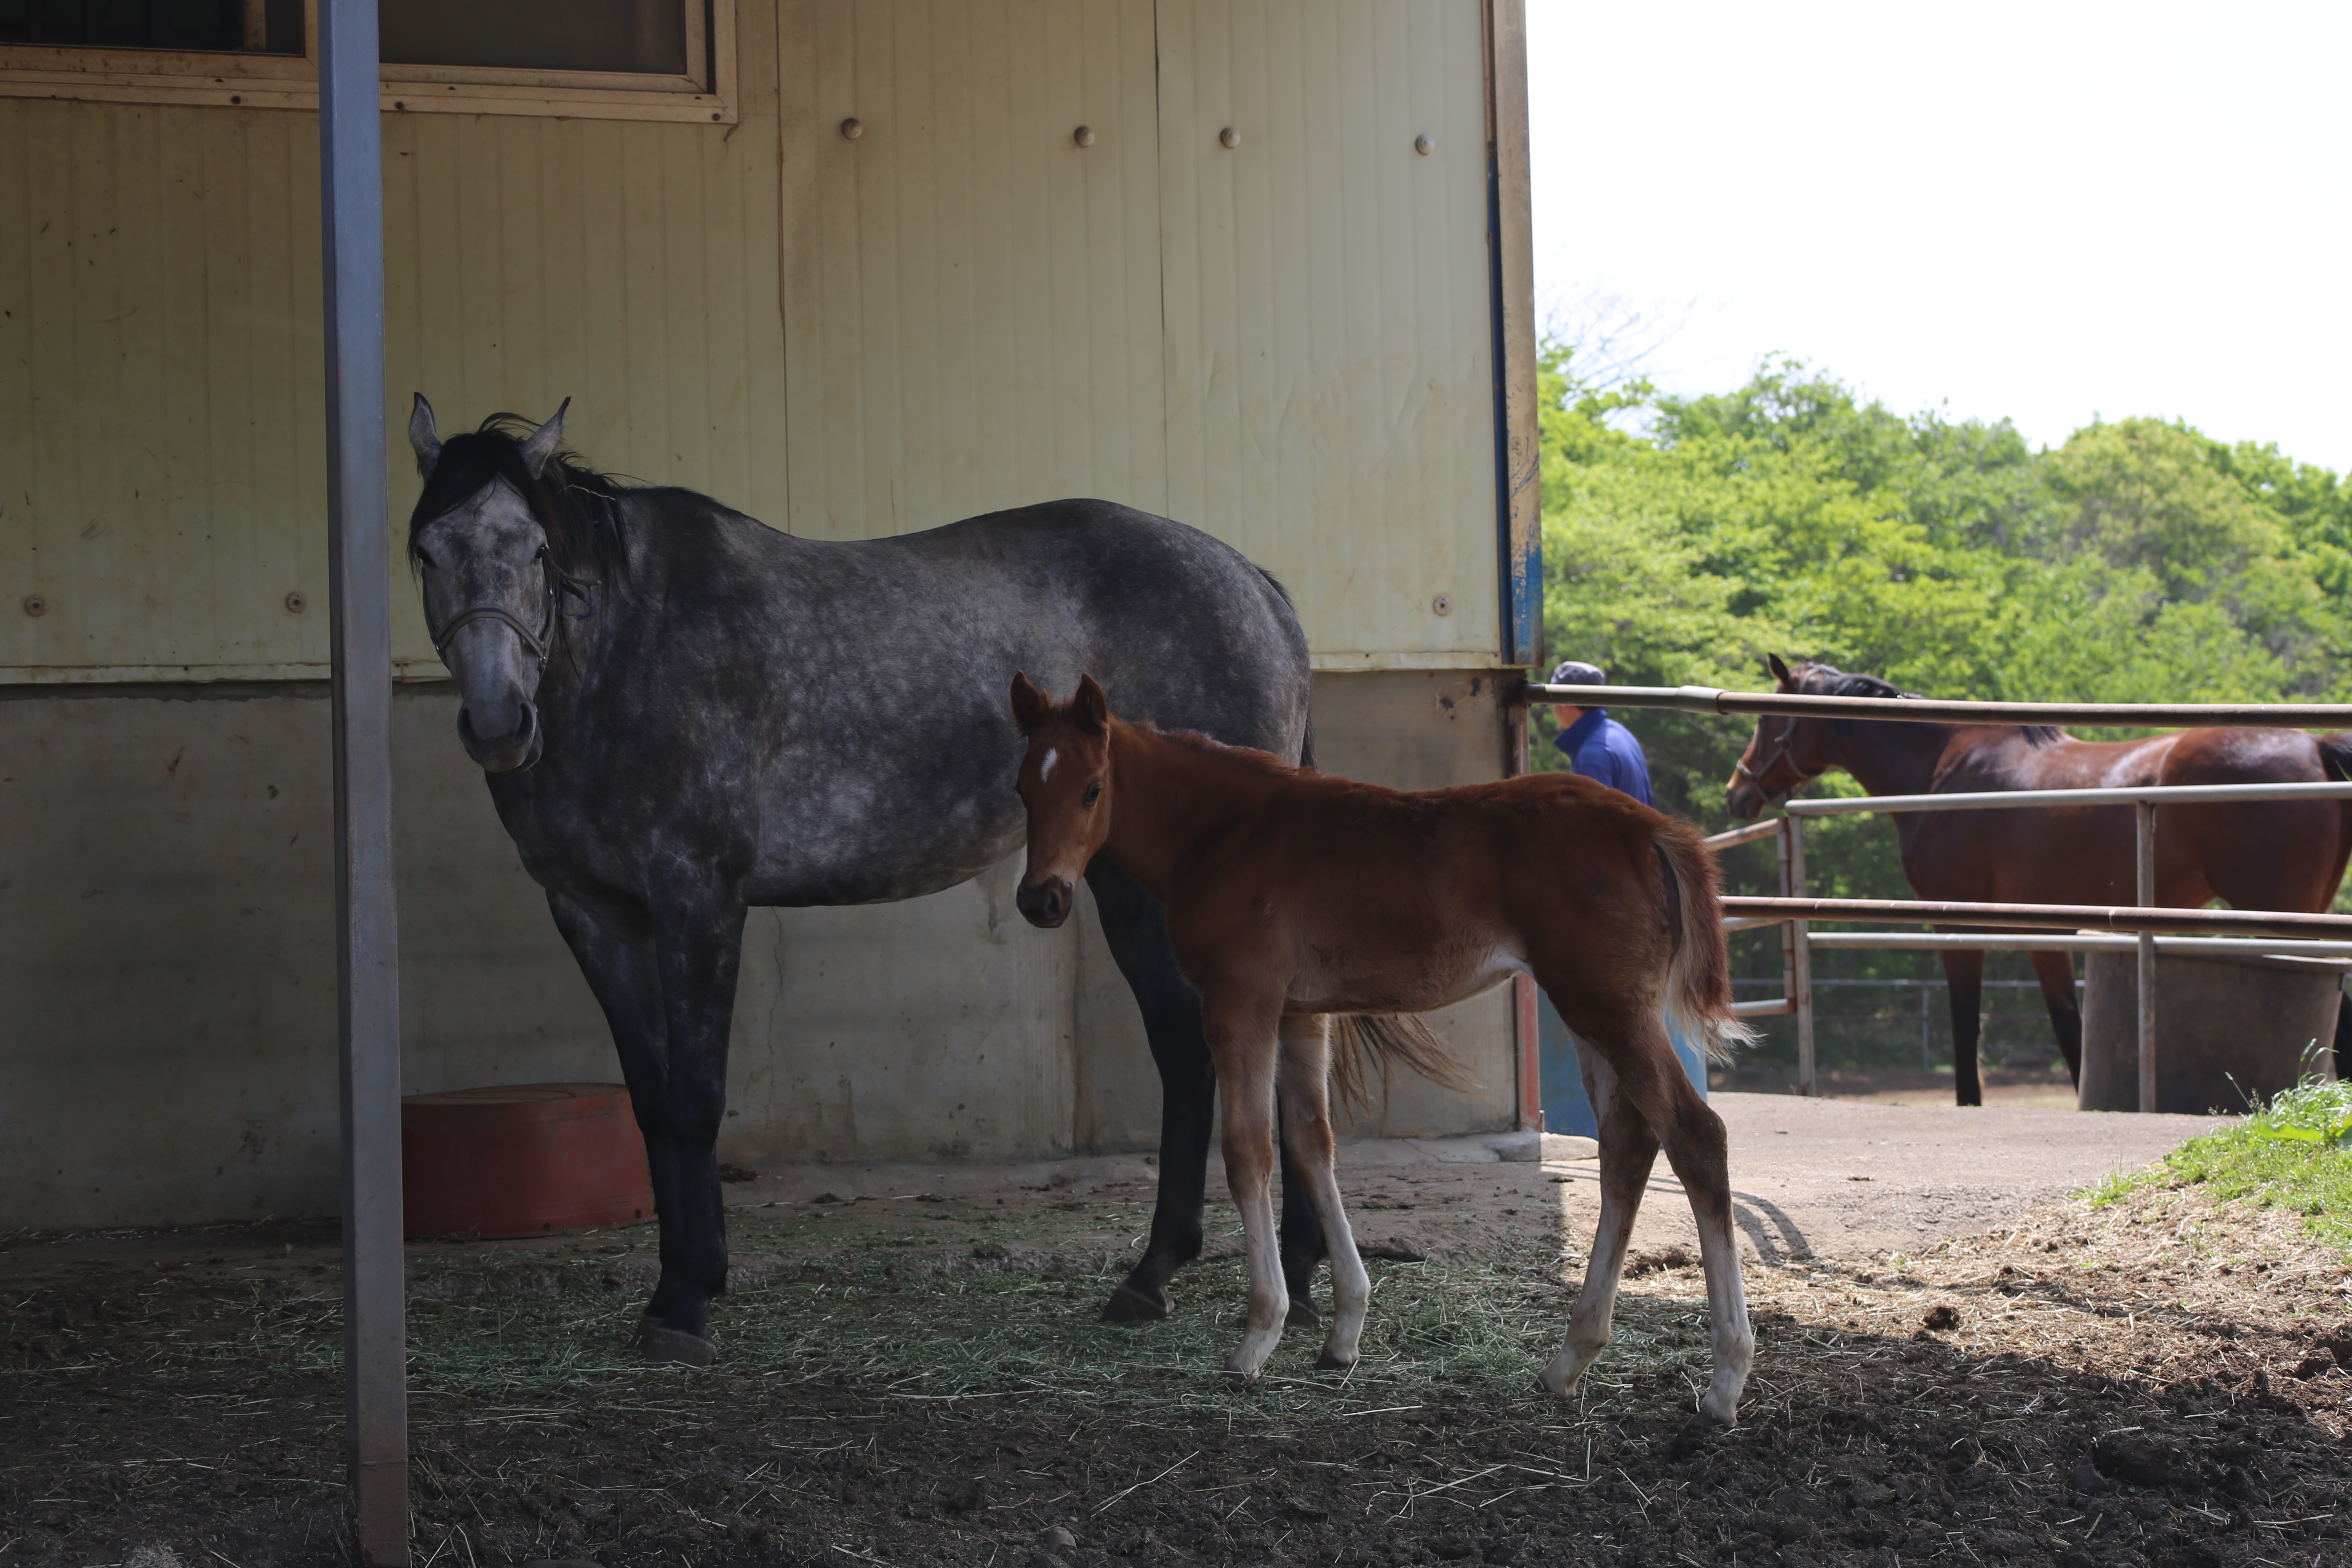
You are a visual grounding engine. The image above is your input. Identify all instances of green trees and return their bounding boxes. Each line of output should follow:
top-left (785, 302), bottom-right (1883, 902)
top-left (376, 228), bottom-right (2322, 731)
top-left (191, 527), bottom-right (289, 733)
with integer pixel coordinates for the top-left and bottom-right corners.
top-left (1537, 345), bottom-right (2352, 824)
top-left (1536, 348), bottom-right (2352, 1054)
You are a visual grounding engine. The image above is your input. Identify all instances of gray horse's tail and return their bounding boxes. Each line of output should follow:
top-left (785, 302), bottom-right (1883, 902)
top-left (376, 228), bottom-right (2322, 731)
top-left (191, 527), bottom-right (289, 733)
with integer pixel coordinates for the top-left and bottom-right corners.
top-left (1330, 1014), bottom-right (1476, 1116)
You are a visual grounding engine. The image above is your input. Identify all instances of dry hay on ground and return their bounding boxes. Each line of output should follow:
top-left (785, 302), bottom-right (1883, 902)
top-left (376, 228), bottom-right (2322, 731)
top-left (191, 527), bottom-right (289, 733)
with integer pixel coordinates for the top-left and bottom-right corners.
top-left (4, 1176), bottom-right (2350, 1568)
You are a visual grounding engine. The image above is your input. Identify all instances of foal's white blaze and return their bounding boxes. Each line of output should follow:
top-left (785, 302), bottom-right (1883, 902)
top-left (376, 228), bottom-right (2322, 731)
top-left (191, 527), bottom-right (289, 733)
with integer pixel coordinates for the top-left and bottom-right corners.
top-left (1039, 747), bottom-right (1058, 782)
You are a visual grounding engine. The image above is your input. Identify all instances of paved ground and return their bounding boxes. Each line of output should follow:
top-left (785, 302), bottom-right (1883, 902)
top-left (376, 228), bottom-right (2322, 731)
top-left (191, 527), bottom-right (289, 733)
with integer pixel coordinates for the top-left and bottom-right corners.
top-left (717, 1091), bottom-right (2231, 1267)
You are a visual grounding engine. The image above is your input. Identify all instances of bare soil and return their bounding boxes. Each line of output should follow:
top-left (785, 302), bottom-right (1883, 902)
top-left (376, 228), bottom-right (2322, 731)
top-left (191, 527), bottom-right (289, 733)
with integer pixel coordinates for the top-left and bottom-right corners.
top-left (6, 1098), bottom-right (2350, 1568)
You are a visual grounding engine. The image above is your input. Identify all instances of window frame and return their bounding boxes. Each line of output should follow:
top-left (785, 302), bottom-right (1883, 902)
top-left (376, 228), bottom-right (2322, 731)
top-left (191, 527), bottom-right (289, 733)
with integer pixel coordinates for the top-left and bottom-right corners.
top-left (0, 0), bottom-right (737, 124)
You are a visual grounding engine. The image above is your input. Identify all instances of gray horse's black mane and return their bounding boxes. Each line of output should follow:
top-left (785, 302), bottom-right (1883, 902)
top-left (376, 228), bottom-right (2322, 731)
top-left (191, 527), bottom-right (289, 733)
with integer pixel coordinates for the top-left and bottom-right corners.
top-left (1799, 662), bottom-right (2062, 746)
top-left (408, 414), bottom-right (638, 590)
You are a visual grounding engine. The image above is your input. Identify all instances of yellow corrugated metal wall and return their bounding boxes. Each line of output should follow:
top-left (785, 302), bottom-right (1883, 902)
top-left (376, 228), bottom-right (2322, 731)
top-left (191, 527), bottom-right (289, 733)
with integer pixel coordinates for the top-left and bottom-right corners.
top-left (777, 0), bottom-right (1169, 536)
top-left (1156, 0), bottom-right (1498, 668)
top-left (3, 0), bottom-right (1497, 672)
top-left (0, 2), bottom-right (788, 679)
top-left (775, 0), bottom-right (1498, 666)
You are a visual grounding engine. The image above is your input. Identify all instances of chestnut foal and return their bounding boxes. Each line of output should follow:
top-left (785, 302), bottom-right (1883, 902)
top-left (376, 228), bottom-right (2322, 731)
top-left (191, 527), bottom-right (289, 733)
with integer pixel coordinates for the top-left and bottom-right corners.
top-left (1010, 674), bottom-right (1757, 1422)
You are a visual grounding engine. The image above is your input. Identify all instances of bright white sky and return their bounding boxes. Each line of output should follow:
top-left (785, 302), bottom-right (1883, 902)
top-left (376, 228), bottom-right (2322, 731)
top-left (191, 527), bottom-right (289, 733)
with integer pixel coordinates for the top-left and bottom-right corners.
top-left (1525, 0), bottom-right (2352, 472)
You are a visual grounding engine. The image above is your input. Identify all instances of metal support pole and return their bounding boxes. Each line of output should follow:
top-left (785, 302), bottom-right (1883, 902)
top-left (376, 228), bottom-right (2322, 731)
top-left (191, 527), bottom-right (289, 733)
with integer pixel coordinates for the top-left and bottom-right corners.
top-left (2136, 800), bottom-right (2157, 1115)
top-left (1778, 817), bottom-right (1815, 1095)
top-left (320, 0), bottom-right (408, 1561)
top-left (1920, 981), bottom-right (1931, 1070)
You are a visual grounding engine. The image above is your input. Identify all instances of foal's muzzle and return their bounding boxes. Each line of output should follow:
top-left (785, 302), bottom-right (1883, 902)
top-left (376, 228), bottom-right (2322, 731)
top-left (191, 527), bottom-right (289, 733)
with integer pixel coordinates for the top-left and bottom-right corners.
top-left (1016, 876), bottom-right (1074, 929)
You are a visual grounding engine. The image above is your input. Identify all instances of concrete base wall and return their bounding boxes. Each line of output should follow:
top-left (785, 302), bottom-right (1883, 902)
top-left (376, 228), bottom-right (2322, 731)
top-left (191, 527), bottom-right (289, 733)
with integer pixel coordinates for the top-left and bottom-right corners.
top-left (0, 670), bottom-right (1516, 1228)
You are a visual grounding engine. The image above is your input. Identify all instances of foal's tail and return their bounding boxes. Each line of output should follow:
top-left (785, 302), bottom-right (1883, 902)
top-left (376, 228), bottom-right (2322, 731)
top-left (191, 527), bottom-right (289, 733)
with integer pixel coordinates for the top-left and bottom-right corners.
top-left (1330, 1014), bottom-right (1477, 1116)
top-left (1653, 818), bottom-right (1756, 1062)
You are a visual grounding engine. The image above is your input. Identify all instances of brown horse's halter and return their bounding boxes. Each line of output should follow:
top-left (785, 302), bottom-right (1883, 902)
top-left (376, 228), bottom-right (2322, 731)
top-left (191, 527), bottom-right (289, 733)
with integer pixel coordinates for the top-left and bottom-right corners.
top-left (1731, 713), bottom-right (1812, 806)
top-left (427, 545), bottom-right (599, 673)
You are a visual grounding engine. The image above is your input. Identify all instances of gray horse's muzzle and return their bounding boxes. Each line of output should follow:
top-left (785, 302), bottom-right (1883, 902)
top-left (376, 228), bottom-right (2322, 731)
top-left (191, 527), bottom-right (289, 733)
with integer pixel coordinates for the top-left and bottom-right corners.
top-left (458, 698), bottom-right (543, 773)
top-left (1016, 875), bottom-right (1074, 929)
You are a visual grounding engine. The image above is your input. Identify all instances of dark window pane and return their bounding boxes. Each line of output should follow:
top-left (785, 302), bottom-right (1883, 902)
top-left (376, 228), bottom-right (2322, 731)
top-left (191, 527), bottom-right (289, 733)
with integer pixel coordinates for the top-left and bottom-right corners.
top-left (0, 0), bottom-right (301, 52)
top-left (382, 0), bottom-right (686, 75)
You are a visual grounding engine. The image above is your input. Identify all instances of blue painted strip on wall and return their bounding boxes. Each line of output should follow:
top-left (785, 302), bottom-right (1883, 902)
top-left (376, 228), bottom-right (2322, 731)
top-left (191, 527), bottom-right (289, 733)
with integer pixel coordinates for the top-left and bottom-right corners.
top-left (1486, 136), bottom-right (1540, 670)
top-left (1537, 991), bottom-right (1709, 1139)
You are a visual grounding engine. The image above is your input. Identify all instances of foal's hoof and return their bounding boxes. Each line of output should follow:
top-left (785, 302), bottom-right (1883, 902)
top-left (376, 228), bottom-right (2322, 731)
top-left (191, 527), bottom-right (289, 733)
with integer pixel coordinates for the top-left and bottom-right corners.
top-left (1313, 1350), bottom-right (1357, 1372)
top-left (632, 1315), bottom-right (716, 1368)
top-left (1286, 1298), bottom-right (1324, 1330)
top-left (1101, 1282), bottom-right (1173, 1323)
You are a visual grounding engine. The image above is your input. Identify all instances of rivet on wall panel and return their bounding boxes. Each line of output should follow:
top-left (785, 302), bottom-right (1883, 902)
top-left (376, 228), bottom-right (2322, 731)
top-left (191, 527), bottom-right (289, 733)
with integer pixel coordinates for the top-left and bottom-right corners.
top-left (1414, 134), bottom-right (1434, 156)
top-left (1073, 125), bottom-right (1096, 148)
top-left (21, 594), bottom-right (46, 617)
top-left (1218, 126), bottom-right (1241, 149)
top-left (840, 117), bottom-right (863, 140)
top-left (285, 591), bottom-right (307, 614)
top-left (1432, 593), bottom-right (1453, 616)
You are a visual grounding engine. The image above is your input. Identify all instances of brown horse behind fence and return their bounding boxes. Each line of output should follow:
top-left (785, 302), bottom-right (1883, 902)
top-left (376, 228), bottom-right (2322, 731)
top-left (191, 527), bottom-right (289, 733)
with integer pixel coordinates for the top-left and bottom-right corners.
top-left (1727, 655), bottom-right (2352, 1105)
top-left (1009, 673), bottom-right (1758, 1423)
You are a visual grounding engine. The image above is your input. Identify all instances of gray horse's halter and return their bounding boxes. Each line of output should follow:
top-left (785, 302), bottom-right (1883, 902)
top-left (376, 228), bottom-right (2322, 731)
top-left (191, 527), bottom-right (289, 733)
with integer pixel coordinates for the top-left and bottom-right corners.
top-left (428, 545), bottom-right (599, 673)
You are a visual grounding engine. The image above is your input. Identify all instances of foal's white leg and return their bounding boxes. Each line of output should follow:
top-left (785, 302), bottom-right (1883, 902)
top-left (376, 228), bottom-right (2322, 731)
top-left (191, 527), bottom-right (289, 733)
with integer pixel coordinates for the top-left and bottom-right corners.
top-left (1540, 1051), bottom-right (1656, 1397)
top-left (1209, 993), bottom-right (1289, 1381)
top-left (1276, 1015), bottom-right (1370, 1369)
top-left (1689, 1180), bottom-right (1756, 1423)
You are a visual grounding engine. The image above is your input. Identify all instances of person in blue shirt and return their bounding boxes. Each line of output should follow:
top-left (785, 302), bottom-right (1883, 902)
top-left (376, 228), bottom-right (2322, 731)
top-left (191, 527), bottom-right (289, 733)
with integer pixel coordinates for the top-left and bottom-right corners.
top-left (1535, 660), bottom-right (1709, 1126)
top-left (1546, 660), bottom-right (1653, 805)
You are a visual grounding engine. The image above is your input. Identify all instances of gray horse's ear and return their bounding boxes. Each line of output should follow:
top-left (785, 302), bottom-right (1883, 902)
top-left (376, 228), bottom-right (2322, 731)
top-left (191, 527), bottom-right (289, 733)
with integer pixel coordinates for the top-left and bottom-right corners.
top-left (1073, 673), bottom-right (1109, 732)
top-left (1009, 671), bottom-right (1048, 734)
top-left (409, 393), bottom-right (442, 477)
top-left (1766, 653), bottom-right (1794, 688)
top-left (519, 398), bottom-right (571, 478)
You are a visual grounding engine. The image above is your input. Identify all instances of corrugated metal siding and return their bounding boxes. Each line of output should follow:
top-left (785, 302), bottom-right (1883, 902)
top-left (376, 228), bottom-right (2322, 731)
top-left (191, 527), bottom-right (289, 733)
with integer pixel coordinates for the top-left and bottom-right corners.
top-left (4, 0), bottom-right (1497, 676)
top-left (1158, 0), bottom-right (1498, 667)
top-left (776, 0), bottom-right (1167, 538)
top-left (0, 99), bottom-right (326, 675)
top-left (0, 1), bottom-right (786, 677)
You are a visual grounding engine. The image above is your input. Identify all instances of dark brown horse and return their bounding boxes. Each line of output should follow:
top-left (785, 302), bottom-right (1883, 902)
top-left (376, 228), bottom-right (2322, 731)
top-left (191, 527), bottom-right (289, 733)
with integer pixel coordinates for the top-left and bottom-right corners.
top-left (1011, 674), bottom-right (1757, 1421)
top-left (1726, 655), bottom-right (2352, 1105)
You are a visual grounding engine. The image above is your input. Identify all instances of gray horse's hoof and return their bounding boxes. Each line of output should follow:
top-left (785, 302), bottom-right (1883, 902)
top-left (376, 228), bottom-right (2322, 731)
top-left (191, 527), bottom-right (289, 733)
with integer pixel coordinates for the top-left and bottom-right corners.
top-left (1101, 1282), bottom-right (1172, 1322)
top-left (632, 1315), bottom-right (716, 1367)
top-left (1287, 1298), bottom-right (1324, 1330)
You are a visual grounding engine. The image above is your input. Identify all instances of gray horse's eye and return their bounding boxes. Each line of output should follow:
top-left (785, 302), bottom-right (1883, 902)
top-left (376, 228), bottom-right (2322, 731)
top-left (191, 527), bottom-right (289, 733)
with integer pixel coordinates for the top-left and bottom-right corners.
top-left (1082, 781), bottom-right (1102, 808)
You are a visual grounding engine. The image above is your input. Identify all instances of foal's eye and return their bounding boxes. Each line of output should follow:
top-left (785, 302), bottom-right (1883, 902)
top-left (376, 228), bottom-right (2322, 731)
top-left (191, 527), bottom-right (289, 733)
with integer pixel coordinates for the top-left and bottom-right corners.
top-left (1081, 781), bottom-right (1102, 808)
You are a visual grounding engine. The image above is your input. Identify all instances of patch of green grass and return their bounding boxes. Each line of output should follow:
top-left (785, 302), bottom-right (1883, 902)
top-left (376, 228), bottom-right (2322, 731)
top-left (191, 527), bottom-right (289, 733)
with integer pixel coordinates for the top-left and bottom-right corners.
top-left (2127, 1078), bottom-right (2352, 1256)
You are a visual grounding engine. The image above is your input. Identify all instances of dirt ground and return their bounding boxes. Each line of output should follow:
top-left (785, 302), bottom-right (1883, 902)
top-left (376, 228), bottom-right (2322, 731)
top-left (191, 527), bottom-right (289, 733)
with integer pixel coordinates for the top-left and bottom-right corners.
top-left (1716, 1058), bottom-right (2087, 1109)
top-left (6, 1093), bottom-right (2350, 1568)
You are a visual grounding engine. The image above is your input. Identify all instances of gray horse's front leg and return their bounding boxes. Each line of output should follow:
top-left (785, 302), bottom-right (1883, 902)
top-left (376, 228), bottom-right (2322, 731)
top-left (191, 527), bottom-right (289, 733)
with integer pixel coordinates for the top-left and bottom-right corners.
top-left (638, 893), bottom-right (749, 1355)
top-left (547, 887), bottom-right (741, 1363)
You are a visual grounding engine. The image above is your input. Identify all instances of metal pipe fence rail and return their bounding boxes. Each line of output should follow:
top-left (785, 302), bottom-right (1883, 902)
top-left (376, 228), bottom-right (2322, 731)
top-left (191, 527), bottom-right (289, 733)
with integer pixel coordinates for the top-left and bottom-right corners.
top-left (1732, 976), bottom-right (2073, 1071)
top-left (1634, 679), bottom-right (2352, 1107)
top-left (1517, 682), bottom-right (2352, 730)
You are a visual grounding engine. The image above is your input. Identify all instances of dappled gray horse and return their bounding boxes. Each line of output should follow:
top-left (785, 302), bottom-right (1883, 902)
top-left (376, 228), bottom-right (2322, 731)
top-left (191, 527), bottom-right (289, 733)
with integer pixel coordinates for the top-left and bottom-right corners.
top-left (408, 398), bottom-right (1324, 1361)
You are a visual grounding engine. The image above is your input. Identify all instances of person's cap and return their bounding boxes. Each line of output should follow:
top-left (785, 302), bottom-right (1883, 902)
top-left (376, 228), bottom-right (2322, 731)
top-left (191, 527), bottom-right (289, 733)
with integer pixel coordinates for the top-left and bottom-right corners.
top-left (1547, 660), bottom-right (1606, 688)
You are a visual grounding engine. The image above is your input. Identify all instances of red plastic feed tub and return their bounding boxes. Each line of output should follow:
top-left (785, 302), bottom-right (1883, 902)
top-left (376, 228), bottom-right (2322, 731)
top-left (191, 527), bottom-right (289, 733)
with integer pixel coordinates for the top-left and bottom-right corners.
top-left (400, 1082), bottom-right (653, 1239)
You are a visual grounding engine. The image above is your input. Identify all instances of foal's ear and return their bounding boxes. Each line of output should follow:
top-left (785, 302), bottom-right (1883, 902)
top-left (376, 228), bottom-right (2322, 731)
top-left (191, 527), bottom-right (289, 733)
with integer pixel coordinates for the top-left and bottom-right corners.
top-left (518, 398), bottom-right (571, 478)
top-left (409, 394), bottom-right (442, 477)
top-left (1009, 671), bottom-right (1049, 735)
top-left (1073, 673), bottom-right (1110, 732)
top-left (1766, 652), bottom-right (1795, 688)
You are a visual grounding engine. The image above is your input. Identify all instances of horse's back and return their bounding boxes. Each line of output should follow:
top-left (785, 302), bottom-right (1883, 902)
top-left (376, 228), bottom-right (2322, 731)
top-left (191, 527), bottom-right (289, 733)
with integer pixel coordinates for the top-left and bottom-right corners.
top-left (1910, 724), bottom-right (2346, 910)
top-left (708, 498), bottom-right (1310, 906)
